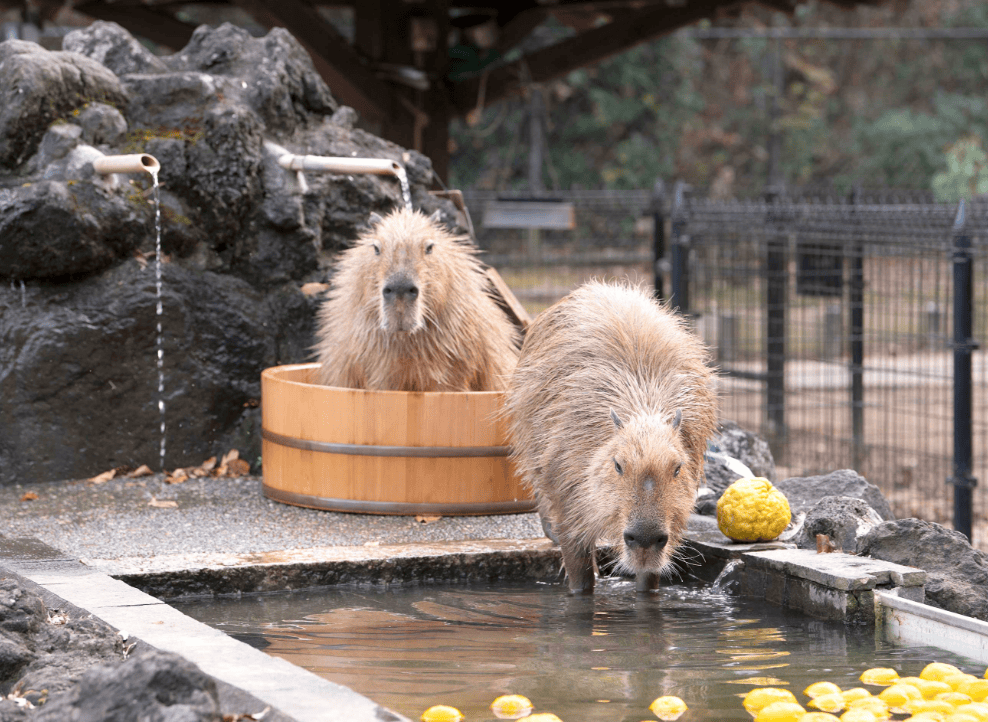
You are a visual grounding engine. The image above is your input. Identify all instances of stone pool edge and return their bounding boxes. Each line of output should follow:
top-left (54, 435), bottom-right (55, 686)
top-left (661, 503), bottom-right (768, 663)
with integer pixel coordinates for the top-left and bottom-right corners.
top-left (0, 537), bottom-right (411, 722)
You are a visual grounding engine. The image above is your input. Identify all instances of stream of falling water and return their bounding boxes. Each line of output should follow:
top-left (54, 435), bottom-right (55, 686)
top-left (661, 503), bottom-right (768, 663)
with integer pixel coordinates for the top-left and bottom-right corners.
top-left (151, 171), bottom-right (166, 472)
top-left (394, 164), bottom-right (412, 211)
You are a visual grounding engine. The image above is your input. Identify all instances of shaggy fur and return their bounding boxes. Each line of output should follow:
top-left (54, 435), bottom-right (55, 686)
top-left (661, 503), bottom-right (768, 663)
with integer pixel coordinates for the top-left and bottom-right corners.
top-left (505, 280), bottom-right (717, 593)
top-left (315, 207), bottom-right (520, 391)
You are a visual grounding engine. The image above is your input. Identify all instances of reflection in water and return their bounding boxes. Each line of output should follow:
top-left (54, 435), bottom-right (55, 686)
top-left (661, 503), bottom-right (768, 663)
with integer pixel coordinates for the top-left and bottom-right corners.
top-left (174, 579), bottom-right (978, 721)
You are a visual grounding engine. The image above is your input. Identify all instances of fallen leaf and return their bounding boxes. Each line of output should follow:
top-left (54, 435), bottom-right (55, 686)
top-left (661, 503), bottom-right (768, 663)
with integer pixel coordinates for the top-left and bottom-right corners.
top-left (223, 708), bottom-right (270, 721)
top-left (88, 468), bottom-right (118, 485)
top-left (415, 514), bottom-right (442, 524)
top-left (20, 492), bottom-right (38, 502)
top-left (221, 449), bottom-right (240, 465)
top-left (816, 533), bottom-right (838, 554)
top-left (133, 250), bottom-right (148, 269)
top-left (200, 456), bottom-right (218, 472)
top-left (300, 282), bottom-right (329, 297)
top-left (148, 497), bottom-right (178, 508)
top-left (227, 458), bottom-right (251, 476)
top-left (166, 472), bottom-right (188, 485)
top-left (127, 465), bottom-right (153, 478)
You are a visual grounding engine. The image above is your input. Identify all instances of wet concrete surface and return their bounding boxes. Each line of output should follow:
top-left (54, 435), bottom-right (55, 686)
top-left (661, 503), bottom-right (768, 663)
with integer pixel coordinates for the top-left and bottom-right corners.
top-left (0, 473), bottom-right (545, 565)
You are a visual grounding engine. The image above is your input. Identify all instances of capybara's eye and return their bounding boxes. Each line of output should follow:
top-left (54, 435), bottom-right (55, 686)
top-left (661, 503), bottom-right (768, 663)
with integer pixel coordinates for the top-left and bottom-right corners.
top-left (372, 243), bottom-right (381, 255)
top-left (613, 457), bottom-right (623, 475)
top-left (673, 464), bottom-right (682, 477)
top-left (425, 243), bottom-right (434, 254)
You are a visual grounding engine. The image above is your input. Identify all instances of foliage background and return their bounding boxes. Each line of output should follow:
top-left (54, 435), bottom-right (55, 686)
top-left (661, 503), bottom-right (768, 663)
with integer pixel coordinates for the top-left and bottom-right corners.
top-left (449, 0), bottom-right (988, 199)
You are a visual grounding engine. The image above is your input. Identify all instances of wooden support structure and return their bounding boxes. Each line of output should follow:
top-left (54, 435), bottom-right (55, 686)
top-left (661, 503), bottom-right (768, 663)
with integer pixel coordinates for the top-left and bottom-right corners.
top-left (0, 0), bottom-right (886, 183)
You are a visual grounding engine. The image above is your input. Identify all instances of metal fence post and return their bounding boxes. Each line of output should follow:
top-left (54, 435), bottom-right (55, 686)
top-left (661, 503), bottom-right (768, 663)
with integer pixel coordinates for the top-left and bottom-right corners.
top-left (849, 187), bottom-right (865, 471)
top-left (950, 199), bottom-right (978, 542)
top-left (670, 180), bottom-right (689, 315)
top-left (652, 179), bottom-right (666, 302)
top-left (765, 188), bottom-right (787, 443)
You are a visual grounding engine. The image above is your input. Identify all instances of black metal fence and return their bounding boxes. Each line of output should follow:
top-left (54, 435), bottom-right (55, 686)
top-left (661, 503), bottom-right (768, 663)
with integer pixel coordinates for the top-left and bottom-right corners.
top-left (463, 186), bottom-right (988, 549)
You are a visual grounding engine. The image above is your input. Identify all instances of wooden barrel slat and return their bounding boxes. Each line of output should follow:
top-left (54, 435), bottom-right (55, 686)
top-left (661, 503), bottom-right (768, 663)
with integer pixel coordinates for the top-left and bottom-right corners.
top-left (260, 364), bottom-right (535, 515)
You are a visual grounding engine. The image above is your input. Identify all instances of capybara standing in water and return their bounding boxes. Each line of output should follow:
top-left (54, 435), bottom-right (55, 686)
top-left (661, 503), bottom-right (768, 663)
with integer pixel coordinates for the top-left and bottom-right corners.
top-left (505, 280), bottom-right (717, 594)
top-left (315, 207), bottom-right (520, 391)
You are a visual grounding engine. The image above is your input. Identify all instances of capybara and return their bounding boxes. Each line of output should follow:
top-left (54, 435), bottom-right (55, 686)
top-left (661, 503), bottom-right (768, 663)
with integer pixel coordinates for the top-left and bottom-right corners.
top-left (505, 280), bottom-right (717, 593)
top-left (315, 207), bottom-right (520, 391)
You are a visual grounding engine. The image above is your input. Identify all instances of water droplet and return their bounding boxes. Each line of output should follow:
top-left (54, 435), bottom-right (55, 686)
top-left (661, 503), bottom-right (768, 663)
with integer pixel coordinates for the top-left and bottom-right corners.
top-left (393, 164), bottom-right (412, 211)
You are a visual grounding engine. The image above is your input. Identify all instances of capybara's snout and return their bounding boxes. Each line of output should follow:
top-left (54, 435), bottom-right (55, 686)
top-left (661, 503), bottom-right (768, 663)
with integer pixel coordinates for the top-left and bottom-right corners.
top-left (622, 520), bottom-right (669, 552)
top-left (382, 273), bottom-right (419, 304)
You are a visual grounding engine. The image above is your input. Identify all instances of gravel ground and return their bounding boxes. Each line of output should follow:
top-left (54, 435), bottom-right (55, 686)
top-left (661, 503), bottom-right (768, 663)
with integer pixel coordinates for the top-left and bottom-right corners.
top-left (0, 474), bottom-right (544, 561)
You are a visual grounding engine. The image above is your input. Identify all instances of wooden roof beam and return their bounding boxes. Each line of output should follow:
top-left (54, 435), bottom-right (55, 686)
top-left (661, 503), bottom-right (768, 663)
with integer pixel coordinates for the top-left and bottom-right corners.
top-left (452, 0), bottom-right (742, 115)
top-left (232, 0), bottom-right (399, 126)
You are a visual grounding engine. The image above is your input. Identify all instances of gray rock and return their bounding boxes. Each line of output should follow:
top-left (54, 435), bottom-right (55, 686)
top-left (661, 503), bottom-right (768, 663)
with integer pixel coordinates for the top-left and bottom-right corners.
top-left (0, 180), bottom-right (146, 281)
top-left (64, 145), bottom-right (105, 182)
top-left (37, 124), bottom-right (82, 167)
top-left (0, 40), bottom-right (127, 169)
top-left (859, 518), bottom-right (988, 621)
top-left (63, 20), bottom-right (168, 76)
top-left (0, 261), bottom-right (294, 482)
top-left (76, 102), bottom-right (128, 147)
top-left (794, 495), bottom-right (885, 552)
top-left (34, 648), bottom-right (221, 722)
top-left (775, 469), bottom-right (894, 521)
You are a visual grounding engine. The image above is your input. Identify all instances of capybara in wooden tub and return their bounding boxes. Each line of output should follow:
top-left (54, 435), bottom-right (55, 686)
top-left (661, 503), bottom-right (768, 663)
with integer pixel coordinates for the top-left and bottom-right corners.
top-left (315, 207), bottom-right (519, 391)
top-left (505, 281), bottom-right (717, 593)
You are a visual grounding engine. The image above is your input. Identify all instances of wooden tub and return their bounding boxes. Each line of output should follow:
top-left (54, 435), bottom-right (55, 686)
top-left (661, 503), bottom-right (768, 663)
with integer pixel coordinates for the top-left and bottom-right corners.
top-left (260, 363), bottom-right (535, 515)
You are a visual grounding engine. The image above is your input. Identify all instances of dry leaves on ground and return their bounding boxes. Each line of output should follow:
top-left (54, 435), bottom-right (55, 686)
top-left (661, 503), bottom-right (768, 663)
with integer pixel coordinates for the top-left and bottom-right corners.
top-left (87, 465), bottom-right (154, 485)
top-left (148, 497), bottom-right (178, 509)
top-left (20, 492), bottom-right (38, 502)
top-left (223, 708), bottom-right (270, 721)
top-left (415, 514), bottom-right (442, 524)
top-left (166, 449), bottom-right (250, 484)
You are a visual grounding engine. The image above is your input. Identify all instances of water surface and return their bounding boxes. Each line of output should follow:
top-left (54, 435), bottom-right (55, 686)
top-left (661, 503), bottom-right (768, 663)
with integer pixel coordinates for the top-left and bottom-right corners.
top-left (175, 579), bottom-right (979, 721)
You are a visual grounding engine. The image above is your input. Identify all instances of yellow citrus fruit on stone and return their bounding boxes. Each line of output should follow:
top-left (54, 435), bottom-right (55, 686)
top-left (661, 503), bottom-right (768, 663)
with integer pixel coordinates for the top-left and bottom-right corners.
top-left (939, 693), bottom-right (975, 707)
top-left (421, 705), bottom-right (464, 722)
top-left (518, 715), bottom-right (563, 722)
top-left (847, 696), bottom-right (890, 718)
top-left (649, 696), bottom-right (688, 721)
top-left (799, 714), bottom-right (841, 721)
top-left (839, 710), bottom-right (878, 722)
top-left (841, 689), bottom-right (872, 703)
top-left (916, 681), bottom-right (956, 700)
top-left (745, 688), bottom-right (800, 715)
top-left (755, 701), bottom-right (806, 722)
top-left (805, 682), bottom-right (844, 699)
top-left (491, 695), bottom-right (534, 719)
top-left (958, 680), bottom-right (988, 703)
top-left (923, 664), bottom-right (964, 682)
top-left (717, 477), bottom-right (792, 543)
top-left (860, 668), bottom-right (899, 687)
top-left (945, 714), bottom-right (983, 722)
top-left (904, 713), bottom-right (947, 722)
top-left (808, 694), bottom-right (846, 713)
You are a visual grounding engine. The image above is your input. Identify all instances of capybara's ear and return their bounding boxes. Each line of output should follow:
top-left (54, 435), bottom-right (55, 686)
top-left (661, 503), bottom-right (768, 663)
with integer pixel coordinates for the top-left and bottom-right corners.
top-left (429, 209), bottom-right (442, 224)
top-left (671, 409), bottom-right (682, 431)
top-left (368, 211), bottom-right (384, 226)
top-left (610, 408), bottom-right (624, 429)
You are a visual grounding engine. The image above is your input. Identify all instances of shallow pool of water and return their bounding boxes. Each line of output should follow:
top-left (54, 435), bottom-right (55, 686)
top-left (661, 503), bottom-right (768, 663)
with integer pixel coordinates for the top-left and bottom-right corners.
top-left (174, 579), bottom-right (980, 721)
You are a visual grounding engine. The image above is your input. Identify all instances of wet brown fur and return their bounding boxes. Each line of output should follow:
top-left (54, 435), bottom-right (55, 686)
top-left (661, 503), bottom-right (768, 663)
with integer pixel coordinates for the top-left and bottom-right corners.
top-left (315, 207), bottom-right (520, 391)
top-left (505, 281), bottom-right (717, 593)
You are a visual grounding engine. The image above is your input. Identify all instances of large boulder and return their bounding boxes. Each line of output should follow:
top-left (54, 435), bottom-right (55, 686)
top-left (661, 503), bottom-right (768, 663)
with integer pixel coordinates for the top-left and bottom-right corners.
top-left (34, 648), bottom-right (221, 722)
top-left (0, 23), bottom-right (457, 482)
top-left (0, 261), bottom-right (312, 483)
top-left (775, 469), bottom-right (895, 521)
top-left (0, 40), bottom-right (126, 169)
top-left (859, 518), bottom-right (988, 621)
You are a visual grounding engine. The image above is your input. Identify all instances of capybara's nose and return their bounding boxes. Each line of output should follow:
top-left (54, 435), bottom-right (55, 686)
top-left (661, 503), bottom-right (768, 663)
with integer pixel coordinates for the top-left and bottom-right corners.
top-left (623, 524), bottom-right (669, 551)
top-left (383, 275), bottom-right (418, 302)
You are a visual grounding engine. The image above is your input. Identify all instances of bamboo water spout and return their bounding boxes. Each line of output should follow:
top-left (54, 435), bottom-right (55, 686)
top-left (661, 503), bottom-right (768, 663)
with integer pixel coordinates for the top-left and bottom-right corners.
top-left (92, 154), bottom-right (161, 176)
top-left (276, 154), bottom-right (402, 176)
